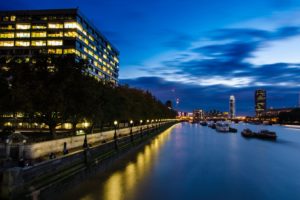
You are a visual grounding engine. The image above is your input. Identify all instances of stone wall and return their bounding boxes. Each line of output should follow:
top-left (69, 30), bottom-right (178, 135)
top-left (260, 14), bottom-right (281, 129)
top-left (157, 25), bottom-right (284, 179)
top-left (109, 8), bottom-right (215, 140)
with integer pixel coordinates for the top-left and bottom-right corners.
top-left (23, 123), bottom-right (162, 159)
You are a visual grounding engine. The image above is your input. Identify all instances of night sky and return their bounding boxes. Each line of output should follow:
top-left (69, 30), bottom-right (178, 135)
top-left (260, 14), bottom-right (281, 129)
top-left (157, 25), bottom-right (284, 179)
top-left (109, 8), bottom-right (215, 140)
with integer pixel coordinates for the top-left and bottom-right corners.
top-left (2, 0), bottom-right (300, 115)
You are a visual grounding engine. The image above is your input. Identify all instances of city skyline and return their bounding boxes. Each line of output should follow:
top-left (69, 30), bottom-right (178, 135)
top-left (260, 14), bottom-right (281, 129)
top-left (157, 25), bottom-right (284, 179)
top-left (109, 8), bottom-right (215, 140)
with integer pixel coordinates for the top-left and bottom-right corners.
top-left (1, 1), bottom-right (300, 115)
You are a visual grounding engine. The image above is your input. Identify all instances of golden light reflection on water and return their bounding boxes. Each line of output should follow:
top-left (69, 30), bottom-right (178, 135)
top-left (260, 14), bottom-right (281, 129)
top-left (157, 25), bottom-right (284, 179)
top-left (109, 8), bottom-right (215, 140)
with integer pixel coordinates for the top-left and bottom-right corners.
top-left (97, 125), bottom-right (175, 200)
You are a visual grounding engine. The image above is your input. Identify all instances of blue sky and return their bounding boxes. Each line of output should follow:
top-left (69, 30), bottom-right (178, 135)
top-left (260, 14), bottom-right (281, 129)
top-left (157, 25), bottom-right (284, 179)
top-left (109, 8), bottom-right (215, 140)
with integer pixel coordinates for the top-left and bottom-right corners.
top-left (2, 0), bottom-right (300, 115)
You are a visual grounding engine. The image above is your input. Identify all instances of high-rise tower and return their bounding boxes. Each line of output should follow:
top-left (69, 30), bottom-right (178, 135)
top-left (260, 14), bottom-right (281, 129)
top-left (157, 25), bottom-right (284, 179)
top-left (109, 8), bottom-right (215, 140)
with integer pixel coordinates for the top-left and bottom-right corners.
top-left (255, 90), bottom-right (266, 117)
top-left (229, 95), bottom-right (235, 119)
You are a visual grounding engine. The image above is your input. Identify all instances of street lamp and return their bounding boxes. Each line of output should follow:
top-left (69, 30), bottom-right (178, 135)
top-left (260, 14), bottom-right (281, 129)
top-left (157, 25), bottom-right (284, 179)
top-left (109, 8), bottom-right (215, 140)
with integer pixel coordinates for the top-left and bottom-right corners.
top-left (147, 120), bottom-right (150, 134)
top-left (114, 120), bottom-right (118, 150)
top-left (140, 120), bottom-right (143, 138)
top-left (130, 120), bottom-right (134, 142)
top-left (83, 121), bottom-right (89, 149)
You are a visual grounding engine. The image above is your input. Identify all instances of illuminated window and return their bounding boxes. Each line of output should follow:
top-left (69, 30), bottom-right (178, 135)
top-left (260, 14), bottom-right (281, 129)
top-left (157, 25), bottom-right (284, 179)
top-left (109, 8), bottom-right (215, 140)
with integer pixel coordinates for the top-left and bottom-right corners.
top-left (10, 16), bottom-right (16, 21)
top-left (64, 31), bottom-right (77, 37)
top-left (15, 41), bottom-right (30, 47)
top-left (16, 24), bottom-right (31, 30)
top-left (0, 41), bottom-right (14, 47)
top-left (88, 50), bottom-right (94, 56)
top-left (63, 48), bottom-right (75, 54)
top-left (0, 25), bottom-right (14, 30)
top-left (88, 35), bottom-right (94, 41)
top-left (107, 44), bottom-right (112, 50)
top-left (48, 49), bottom-right (62, 54)
top-left (47, 40), bottom-right (63, 46)
top-left (75, 50), bottom-right (81, 56)
top-left (0, 32), bottom-right (14, 38)
top-left (103, 54), bottom-right (108, 59)
top-left (64, 22), bottom-right (77, 29)
top-left (3, 16), bottom-right (9, 22)
top-left (48, 31), bottom-right (63, 37)
top-left (81, 54), bottom-right (87, 59)
top-left (32, 32), bottom-right (46, 38)
top-left (48, 23), bottom-right (63, 29)
top-left (31, 40), bottom-right (46, 46)
top-left (16, 32), bottom-right (30, 38)
top-left (32, 25), bottom-right (47, 29)
top-left (84, 38), bottom-right (89, 45)
top-left (83, 47), bottom-right (88, 53)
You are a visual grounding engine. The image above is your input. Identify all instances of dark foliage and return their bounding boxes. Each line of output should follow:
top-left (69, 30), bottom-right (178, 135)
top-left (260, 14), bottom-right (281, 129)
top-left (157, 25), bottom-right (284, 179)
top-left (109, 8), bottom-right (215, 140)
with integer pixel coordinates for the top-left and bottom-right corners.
top-left (278, 108), bottom-right (300, 124)
top-left (0, 55), bottom-right (176, 134)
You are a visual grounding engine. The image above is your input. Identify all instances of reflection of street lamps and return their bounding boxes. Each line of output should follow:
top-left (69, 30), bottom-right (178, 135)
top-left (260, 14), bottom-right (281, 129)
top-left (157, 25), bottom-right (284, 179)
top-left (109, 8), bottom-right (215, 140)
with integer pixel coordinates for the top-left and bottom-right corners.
top-left (140, 120), bottom-right (143, 138)
top-left (130, 120), bottom-right (133, 142)
top-left (114, 120), bottom-right (118, 150)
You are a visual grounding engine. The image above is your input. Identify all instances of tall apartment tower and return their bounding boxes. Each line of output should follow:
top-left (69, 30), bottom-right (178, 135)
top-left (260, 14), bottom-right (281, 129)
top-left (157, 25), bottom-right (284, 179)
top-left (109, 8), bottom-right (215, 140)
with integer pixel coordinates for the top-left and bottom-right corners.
top-left (229, 95), bottom-right (235, 119)
top-left (255, 90), bottom-right (266, 117)
top-left (0, 9), bottom-right (119, 84)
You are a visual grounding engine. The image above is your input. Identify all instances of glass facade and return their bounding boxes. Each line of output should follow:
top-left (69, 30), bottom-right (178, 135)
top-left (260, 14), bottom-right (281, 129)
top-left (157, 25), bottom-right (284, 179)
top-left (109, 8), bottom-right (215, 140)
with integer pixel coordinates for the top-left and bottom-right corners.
top-left (0, 9), bottom-right (119, 84)
top-left (255, 90), bottom-right (266, 117)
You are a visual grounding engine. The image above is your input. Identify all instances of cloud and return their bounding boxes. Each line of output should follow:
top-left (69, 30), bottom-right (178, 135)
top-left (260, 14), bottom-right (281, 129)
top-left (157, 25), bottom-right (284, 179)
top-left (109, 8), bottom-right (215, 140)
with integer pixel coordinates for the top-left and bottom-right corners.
top-left (122, 23), bottom-right (300, 114)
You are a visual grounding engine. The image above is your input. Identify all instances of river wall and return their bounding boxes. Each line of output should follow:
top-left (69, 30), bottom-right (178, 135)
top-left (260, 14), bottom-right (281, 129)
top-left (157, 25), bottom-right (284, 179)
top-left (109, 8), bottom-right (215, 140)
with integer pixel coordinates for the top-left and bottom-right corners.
top-left (0, 122), bottom-right (177, 200)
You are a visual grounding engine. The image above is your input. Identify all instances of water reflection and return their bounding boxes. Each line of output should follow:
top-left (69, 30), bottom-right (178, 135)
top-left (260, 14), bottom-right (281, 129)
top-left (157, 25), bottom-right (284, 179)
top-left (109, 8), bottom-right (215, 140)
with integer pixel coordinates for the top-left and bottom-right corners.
top-left (79, 125), bottom-right (175, 200)
top-left (62, 123), bottom-right (300, 200)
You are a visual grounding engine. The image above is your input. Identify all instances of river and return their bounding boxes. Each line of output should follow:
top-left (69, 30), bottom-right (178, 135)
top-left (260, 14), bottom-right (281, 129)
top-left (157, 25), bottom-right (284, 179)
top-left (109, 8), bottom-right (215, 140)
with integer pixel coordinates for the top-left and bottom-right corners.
top-left (60, 122), bottom-right (300, 200)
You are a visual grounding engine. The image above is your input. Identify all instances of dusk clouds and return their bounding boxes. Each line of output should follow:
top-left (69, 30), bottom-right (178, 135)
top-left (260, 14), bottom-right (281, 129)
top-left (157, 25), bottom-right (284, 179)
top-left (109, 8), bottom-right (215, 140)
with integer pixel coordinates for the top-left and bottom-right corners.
top-left (122, 24), bottom-right (300, 114)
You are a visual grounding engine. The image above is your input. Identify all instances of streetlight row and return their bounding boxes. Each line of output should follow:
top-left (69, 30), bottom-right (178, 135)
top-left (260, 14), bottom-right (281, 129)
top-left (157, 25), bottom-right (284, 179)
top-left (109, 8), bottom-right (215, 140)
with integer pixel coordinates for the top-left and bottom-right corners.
top-left (113, 119), bottom-right (168, 126)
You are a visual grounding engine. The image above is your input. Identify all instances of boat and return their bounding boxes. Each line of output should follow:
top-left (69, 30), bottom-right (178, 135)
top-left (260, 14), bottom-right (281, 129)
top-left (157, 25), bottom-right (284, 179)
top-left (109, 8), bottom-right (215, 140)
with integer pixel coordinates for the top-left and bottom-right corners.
top-left (200, 121), bottom-right (208, 126)
top-left (256, 130), bottom-right (277, 140)
top-left (216, 122), bottom-right (229, 132)
top-left (241, 129), bottom-right (277, 140)
top-left (229, 127), bottom-right (237, 133)
top-left (241, 128), bottom-right (255, 137)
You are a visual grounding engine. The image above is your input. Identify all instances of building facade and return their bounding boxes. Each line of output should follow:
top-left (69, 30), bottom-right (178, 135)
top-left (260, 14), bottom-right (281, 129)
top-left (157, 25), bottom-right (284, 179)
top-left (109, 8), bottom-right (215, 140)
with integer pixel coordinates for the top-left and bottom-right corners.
top-left (255, 89), bottom-right (266, 117)
top-left (0, 9), bottom-right (119, 84)
top-left (193, 109), bottom-right (204, 122)
top-left (229, 95), bottom-right (235, 119)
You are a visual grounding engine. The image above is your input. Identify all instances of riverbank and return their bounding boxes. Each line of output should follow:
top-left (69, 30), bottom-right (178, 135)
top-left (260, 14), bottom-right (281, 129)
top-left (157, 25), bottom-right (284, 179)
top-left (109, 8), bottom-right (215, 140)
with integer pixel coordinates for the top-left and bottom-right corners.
top-left (0, 122), bottom-right (178, 200)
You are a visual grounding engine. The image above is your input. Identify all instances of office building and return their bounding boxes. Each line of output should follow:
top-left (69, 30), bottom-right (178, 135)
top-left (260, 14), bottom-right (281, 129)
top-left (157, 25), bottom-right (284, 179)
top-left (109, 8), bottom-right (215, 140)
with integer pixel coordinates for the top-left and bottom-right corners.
top-left (0, 8), bottom-right (119, 84)
top-left (255, 90), bottom-right (266, 117)
top-left (229, 95), bottom-right (235, 119)
top-left (193, 109), bottom-right (204, 122)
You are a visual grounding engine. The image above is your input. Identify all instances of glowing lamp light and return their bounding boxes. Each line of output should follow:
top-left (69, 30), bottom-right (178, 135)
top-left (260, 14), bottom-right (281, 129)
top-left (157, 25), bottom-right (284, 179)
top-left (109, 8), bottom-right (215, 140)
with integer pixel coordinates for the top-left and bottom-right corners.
top-left (114, 120), bottom-right (118, 126)
top-left (140, 120), bottom-right (143, 124)
top-left (130, 120), bottom-right (133, 124)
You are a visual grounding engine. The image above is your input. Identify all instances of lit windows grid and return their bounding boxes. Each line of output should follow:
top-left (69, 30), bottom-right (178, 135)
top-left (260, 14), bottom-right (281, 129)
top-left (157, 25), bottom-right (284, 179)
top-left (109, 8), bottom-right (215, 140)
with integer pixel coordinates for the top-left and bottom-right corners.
top-left (0, 11), bottom-right (119, 81)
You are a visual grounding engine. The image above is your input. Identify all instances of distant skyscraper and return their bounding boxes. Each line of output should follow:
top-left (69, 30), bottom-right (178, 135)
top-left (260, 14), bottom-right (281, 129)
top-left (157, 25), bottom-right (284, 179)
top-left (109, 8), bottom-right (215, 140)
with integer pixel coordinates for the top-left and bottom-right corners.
top-left (255, 90), bottom-right (266, 117)
top-left (229, 95), bottom-right (235, 119)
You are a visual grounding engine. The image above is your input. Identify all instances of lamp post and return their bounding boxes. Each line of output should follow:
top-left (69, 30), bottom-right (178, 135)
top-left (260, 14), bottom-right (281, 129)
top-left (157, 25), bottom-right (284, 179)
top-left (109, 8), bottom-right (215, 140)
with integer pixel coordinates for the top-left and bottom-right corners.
top-left (83, 121), bottom-right (88, 148)
top-left (147, 120), bottom-right (150, 134)
top-left (114, 120), bottom-right (118, 150)
top-left (129, 120), bottom-right (134, 142)
top-left (140, 120), bottom-right (143, 138)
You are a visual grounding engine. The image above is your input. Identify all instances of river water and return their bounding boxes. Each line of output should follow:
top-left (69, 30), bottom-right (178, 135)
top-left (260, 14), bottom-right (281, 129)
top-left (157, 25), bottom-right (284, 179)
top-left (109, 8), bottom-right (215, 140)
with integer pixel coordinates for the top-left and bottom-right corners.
top-left (61, 122), bottom-right (300, 200)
